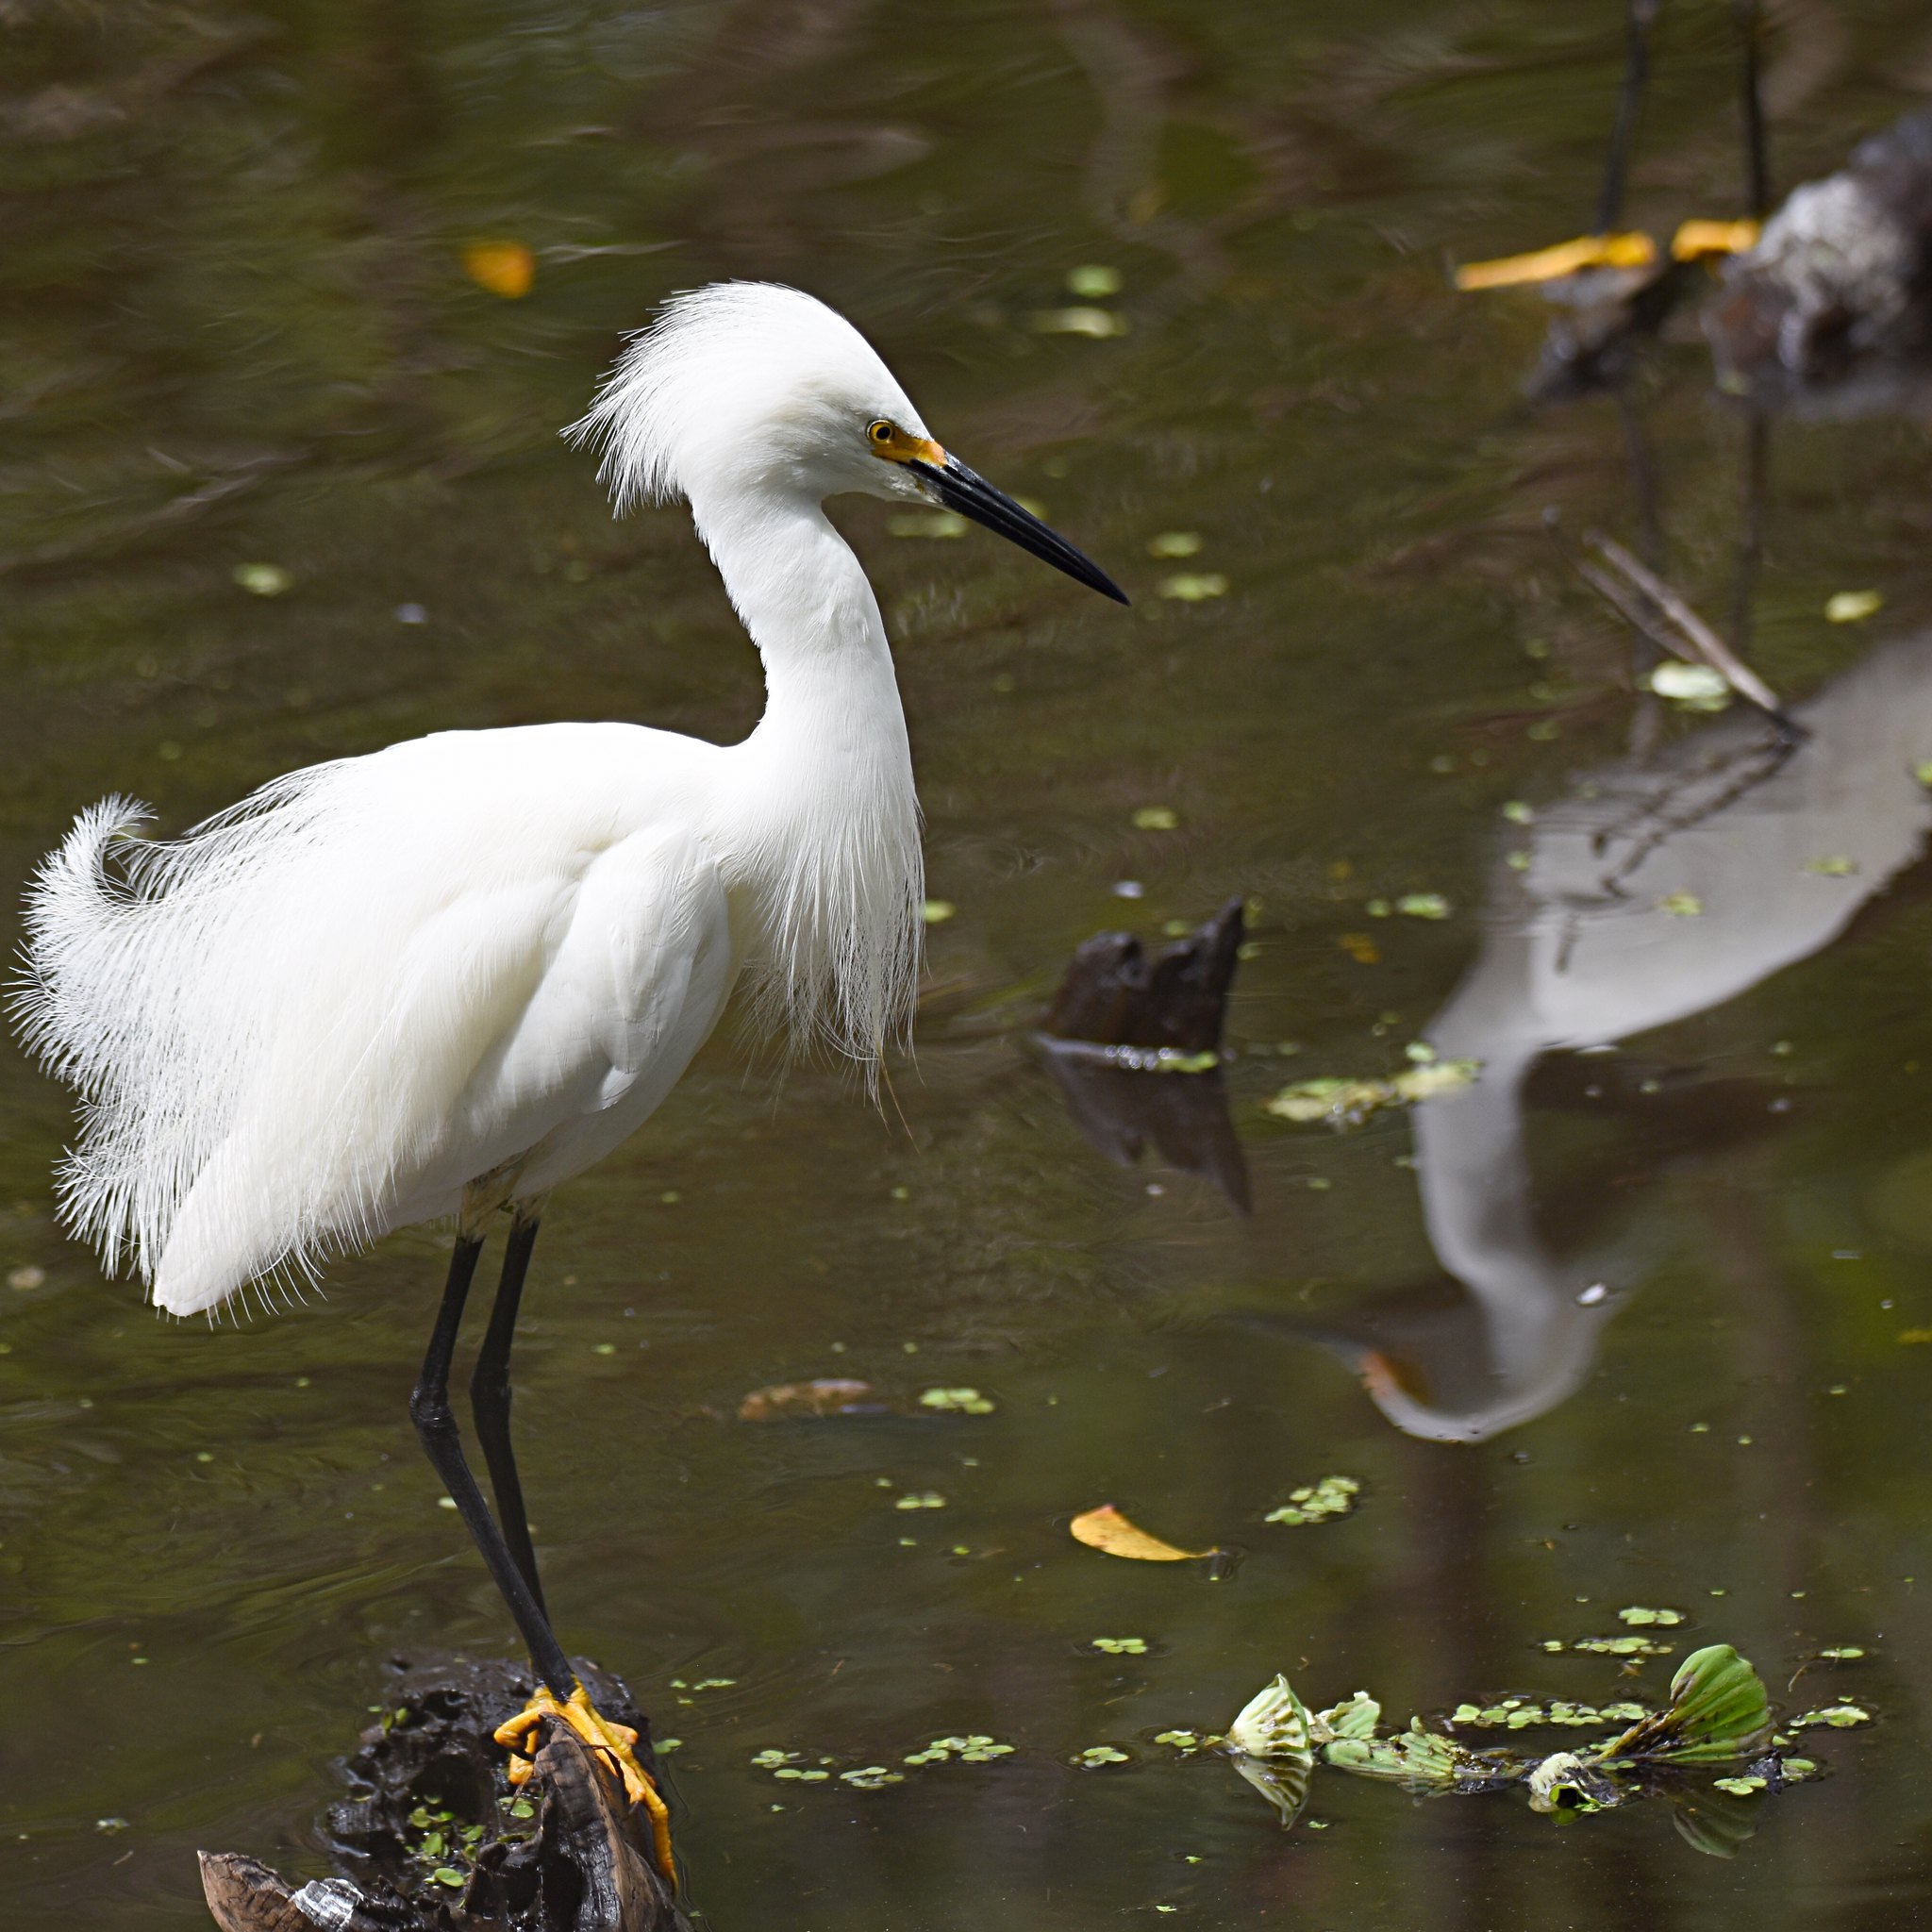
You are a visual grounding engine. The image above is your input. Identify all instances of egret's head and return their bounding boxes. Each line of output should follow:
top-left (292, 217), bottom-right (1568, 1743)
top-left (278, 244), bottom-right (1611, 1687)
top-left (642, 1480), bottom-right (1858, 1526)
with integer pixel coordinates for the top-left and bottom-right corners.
top-left (569, 281), bottom-right (1125, 603)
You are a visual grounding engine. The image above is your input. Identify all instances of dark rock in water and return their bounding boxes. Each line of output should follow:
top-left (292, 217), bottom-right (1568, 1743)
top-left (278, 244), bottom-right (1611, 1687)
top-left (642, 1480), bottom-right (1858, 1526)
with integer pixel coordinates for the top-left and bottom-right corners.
top-left (200, 1657), bottom-right (691, 1932)
top-left (1707, 107), bottom-right (1932, 401)
top-left (1038, 899), bottom-right (1250, 1211)
top-left (1044, 897), bottom-right (1243, 1054)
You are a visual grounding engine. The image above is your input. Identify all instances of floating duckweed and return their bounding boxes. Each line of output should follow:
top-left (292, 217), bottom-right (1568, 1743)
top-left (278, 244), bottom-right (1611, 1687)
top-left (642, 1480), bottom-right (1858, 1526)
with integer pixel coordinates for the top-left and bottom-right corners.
top-left (1449, 1698), bottom-right (1651, 1730)
top-left (1148, 530), bottom-right (1203, 558)
top-left (1066, 264), bottom-right (1124, 298)
top-left (233, 561), bottom-right (292, 597)
top-left (1091, 1636), bottom-right (1149, 1655)
top-left (1819, 1646), bottom-right (1866, 1660)
top-left (1132, 806), bottom-right (1179, 830)
top-left (1825, 590), bottom-right (1883, 624)
top-left (920, 900), bottom-right (957, 924)
top-left (1618, 1607), bottom-right (1685, 1627)
top-left (430, 1868), bottom-right (466, 1889)
top-left (1502, 800), bottom-right (1535, 824)
top-left (1074, 1745), bottom-right (1131, 1767)
top-left (1792, 1705), bottom-right (1872, 1729)
top-left (1154, 1730), bottom-right (1203, 1751)
top-left (1157, 573), bottom-right (1228, 602)
top-left (1264, 1474), bottom-right (1360, 1526)
top-left (1649, 661), bottom-right (1731, 708)
top-left (1395, 893), bottom-right (1451, 920)
top-left (752, 1749), bottom-right (802, 1769)
top-left (1658, 892), bottom-right (1704, 917)
top-left (919, 1387), bottom-right (994, 1415)
top-left (1032, 306), bottom-right (1128, 338)
top-left (1543, 1636), bottom-right (1676, 1657)
top-left (1806, 856), bottom-right (1858, 876)
top-left (894, 1492), bottom-right (947, 1510)
top-left (1713, 1774), bottom-right (1767, 1796)
top-left (840, 1766), bottom-right (904, 1789)
top-left (773, 1768), bottom-right (830, 1782)
top-left (905, 1733), bottom-right (1014, 1766)
top-left (1266, 1063), bottom-right (1478, 1129)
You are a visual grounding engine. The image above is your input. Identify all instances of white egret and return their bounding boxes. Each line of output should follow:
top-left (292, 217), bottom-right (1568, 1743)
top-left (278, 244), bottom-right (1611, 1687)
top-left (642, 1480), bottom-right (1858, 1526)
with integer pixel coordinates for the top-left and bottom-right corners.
top-left (13, 281), bottom-right (1126, 1875)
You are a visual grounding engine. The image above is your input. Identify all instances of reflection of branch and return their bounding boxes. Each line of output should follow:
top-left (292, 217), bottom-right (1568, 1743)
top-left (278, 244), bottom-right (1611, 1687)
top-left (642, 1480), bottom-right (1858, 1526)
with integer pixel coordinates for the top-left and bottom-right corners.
top-left (0, 453), bottom-right (303, 581)
top-left (1584, 528), bottom-right (1790, 722)
top-left (1049, 0), bottom-right (1229, 293)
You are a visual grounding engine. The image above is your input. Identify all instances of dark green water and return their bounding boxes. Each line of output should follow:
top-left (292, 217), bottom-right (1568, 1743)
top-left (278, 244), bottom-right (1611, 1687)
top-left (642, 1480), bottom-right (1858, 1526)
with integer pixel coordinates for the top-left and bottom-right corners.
top-left (6, 3), bottom-right (1932, 1926)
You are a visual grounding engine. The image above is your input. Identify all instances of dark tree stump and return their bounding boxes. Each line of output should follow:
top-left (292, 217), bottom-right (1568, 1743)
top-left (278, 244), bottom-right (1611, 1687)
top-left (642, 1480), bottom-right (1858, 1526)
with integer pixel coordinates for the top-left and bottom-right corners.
top-left (1039, 898), bottom-right (1251, 1210)
top-left (199, 1659), bottom-right (692, 1932)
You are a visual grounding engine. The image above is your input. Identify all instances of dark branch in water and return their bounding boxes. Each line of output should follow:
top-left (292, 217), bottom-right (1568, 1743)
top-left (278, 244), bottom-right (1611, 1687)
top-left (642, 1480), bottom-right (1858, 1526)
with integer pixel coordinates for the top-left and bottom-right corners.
top-left (199, 1658), bottom-right (691, 1932)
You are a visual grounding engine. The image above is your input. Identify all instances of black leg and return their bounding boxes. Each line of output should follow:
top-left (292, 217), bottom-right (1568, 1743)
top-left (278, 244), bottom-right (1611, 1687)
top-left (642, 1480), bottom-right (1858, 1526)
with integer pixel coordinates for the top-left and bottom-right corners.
top-left (1594, 0), bottom-right (1663, 235)
top-left (1734, 0), bottom-right (1770, 220)
top-left (470, 1212), bottom-right (546, 1618)
top-left (411, 1231), bottom-right (575, 1700)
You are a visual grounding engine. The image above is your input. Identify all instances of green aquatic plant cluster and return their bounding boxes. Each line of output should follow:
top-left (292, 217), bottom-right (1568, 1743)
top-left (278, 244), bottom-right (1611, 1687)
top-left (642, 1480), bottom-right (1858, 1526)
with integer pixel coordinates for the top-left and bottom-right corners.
top-left (1262, 1474), bottom-right (1360, 1526)
top-left (1265, 1059), bottom-right (1479, 1128)
top-left (1181, 1645), bottom-right (1841, 1847)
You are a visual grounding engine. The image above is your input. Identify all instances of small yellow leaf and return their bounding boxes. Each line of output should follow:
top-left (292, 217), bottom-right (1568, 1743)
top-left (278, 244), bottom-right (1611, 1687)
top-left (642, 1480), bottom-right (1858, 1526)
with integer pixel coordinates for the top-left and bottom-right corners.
top-left (1825, 590), bottom-right (1882, 625)
top-left (1070, 1503), bottom-right (1215, 1562)
top-left (463, 240), bottom-right (536, 299)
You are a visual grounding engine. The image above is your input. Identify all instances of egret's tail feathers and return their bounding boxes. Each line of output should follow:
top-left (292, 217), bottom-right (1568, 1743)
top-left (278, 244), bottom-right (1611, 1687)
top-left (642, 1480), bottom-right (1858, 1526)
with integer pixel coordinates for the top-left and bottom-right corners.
top-left (9, 771), bottom-right (393, 1310)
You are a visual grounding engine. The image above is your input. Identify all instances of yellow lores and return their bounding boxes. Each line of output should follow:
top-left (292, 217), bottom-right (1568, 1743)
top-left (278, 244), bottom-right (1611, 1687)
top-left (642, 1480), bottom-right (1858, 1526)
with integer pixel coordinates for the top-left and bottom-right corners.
top-left (496, 1684), bottom-right (677, 1883)
top-left (867, 417), bottom-right (947, 468)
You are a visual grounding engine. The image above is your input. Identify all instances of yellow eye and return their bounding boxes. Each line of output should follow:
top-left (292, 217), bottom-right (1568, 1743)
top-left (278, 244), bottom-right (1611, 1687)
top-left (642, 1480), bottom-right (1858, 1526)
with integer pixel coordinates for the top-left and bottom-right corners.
top-left (868, 420), bottom-right (895, 445)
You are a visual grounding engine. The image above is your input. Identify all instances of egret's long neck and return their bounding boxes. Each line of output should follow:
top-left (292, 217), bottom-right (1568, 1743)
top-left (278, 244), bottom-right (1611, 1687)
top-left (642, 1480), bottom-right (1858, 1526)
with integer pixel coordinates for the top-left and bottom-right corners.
top-left (695, 487), bottom-right (923, 1074)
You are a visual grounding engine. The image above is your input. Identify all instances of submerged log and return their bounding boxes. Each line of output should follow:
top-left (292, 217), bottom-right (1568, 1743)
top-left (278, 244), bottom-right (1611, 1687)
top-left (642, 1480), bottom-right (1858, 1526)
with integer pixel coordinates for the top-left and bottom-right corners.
top-left (1043, 896), bottom-right (1243, 1053)
top-left (1039, 899), bottom-right (1250, 1210)
top-left (200, 1658), bottom-right (691, 1932)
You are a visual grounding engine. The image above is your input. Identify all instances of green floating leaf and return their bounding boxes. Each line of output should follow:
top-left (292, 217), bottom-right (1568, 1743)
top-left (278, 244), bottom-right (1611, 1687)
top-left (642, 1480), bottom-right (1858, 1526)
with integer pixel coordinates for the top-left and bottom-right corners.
top-left (1312, 1692), bottom-right (1381, 1743)
top-left (1157, 573), bottom-right (1229, 602)
top-left (1224, 1674), bottom-right (1313, 1768)
top-left (1263, 1474), bottom-right (1359, 1526)
top-left (1599, 1644), bottom-right (1770, 1765)
top-left (1790, 1704), bottom-right (1872, 1729)
top-left (1066, 264), bottom-right (1124, 298)
top-left (1322, 1720), bottom-right (1489, 1789)
top-left (1265, 1062), bottom-right (1478, 1129)
top-left (1825, 590), bottom-right (1882, 624)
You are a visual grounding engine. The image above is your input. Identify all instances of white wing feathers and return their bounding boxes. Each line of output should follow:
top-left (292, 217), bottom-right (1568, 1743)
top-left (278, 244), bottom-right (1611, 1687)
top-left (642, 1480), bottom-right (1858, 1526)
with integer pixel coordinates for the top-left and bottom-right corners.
top-left (14, 730), bottom-right (730, 1315)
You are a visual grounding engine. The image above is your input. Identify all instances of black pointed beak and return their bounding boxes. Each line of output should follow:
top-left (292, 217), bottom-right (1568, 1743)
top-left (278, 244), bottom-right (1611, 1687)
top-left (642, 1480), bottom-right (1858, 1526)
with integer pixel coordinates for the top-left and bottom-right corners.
top-left (908, 455), bottom-right (1128, 605)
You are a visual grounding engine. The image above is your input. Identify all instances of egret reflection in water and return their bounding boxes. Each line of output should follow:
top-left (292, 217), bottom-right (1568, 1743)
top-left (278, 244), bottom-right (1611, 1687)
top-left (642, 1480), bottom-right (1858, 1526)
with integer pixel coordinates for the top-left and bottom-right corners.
top-left (1253, 631), bottom-right (1932, 1442)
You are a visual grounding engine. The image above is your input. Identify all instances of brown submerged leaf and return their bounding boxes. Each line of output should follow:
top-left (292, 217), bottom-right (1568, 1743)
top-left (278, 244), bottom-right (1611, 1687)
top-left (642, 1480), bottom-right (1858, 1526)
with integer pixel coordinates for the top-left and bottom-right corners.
top-left (1070, 1503), bottom-right (1217, 1561)
top-left (738, 1378), bottom-right (876, 1422)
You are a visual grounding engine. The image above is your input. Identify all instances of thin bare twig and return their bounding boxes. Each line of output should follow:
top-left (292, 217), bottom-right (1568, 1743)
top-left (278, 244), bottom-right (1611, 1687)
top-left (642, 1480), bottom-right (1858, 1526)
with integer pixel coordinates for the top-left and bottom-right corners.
top-left (1582, 526), bottom-right (1789, 722)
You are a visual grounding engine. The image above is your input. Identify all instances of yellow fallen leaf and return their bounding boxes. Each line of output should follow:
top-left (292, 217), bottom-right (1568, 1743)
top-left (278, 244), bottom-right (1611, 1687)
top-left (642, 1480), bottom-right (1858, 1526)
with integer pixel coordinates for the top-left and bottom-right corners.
top-left (1070, 1503), bottom-right (1215, 1561)
top-left (463, 240), bottom-right (536, 299)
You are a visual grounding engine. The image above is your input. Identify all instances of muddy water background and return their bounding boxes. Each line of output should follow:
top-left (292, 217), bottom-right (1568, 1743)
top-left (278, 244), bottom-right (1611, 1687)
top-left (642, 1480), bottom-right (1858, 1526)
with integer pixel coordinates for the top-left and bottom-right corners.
top-left (7, 2), bottom-right (1932, 1926)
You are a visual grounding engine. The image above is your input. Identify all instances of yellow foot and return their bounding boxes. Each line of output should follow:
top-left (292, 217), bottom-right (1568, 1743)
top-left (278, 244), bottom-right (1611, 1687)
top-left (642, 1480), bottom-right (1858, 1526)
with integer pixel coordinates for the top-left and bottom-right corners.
top-left (495, 1683), bottom-right (676, 1887)
top-left (1670, 217), bottom-right (1761, 262)
top-left (1455, 229), bottom-right (1657, 291)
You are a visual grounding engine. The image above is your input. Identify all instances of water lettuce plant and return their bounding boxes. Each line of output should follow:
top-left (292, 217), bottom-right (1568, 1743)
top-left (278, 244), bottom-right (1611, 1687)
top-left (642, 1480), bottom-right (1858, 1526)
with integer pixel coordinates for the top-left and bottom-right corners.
top-left (1190, 1644), bottom-right (1834, 1850)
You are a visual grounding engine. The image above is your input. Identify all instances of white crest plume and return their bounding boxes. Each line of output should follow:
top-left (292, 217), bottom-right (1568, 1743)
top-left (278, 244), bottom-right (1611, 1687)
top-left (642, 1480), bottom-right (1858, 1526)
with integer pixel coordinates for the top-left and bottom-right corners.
top-left (568, 281), bottom-right (926, 1082)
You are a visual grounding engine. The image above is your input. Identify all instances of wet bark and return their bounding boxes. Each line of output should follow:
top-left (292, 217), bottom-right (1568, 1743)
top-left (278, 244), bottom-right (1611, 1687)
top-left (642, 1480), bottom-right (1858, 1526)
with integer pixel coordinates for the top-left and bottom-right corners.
top-left (199, 1659), bottom-right (691, 1932)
